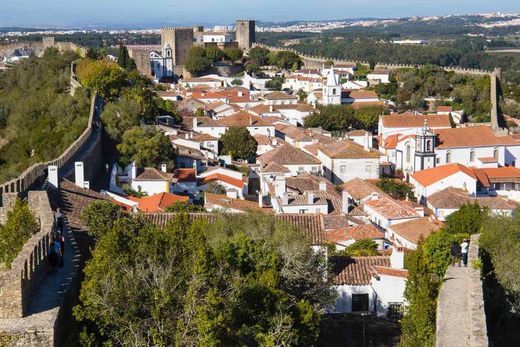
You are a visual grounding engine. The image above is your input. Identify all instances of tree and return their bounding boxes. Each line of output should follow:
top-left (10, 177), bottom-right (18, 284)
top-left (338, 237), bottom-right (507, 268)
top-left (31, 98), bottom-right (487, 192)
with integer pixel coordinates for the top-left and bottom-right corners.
top-left (75, 59), bottom-right (128, 99)
top-left (247, 46), bottom-right (270, 66)
top-left (324, 60), bottom-right (334, 68)
top-left (342, 239), bottom-right (378, 256)
top-left (265, 76), bottom-right (284, 91)
top-left (0, 199), bottom-right (39, 268)
top-left (304, 105), bottom-right (356, 132)
top-left (219, 126), bottom-right (258, 160)
top-left (185, 47), bottom-right (212, 76)
top-left (205, 45), bottom-right (224, 62)
top-left (205, 182), bottom-right (227, 195)
top-left (231, 78), bottom-right (243, 86)
top-left (223, 47), bottom-right (244, 62)
top-left (117, 127), bottom-right (175, 167)
top-left (101, 96), bottom-right (141, 141)
top-left (80, 200), bottom-right (123, 240)
top-left (376, 178), bottom-right (416, 201)
top-left (445, 202), bottom-right (486, 235)
top-left (117, 44), bottom-right (136, 70)
top-left (354, 105), bottom-right (384, 132)
top-left (165, 201), bottom-right (205, 213)
top-left (274, 51), bottom-right (303, 70)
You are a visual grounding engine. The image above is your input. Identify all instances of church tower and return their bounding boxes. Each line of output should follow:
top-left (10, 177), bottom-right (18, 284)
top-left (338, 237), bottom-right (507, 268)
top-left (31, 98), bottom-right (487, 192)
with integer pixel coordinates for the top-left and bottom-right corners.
top-left (322, 68), bottom-right (341, 106)
top-left (414, 119), bottom-right (436, 171)
top-left (162, 43), bottom-right (174, 78)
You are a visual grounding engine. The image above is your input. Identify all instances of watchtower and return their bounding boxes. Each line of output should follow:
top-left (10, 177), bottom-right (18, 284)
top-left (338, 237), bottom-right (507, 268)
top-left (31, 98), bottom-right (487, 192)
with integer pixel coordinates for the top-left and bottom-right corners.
top-left (161, 27), bottom-right (194, 66)
top-left (235, 20), bottom-right (256, 50)
top-left (42, 36), bottom-right (55, 49)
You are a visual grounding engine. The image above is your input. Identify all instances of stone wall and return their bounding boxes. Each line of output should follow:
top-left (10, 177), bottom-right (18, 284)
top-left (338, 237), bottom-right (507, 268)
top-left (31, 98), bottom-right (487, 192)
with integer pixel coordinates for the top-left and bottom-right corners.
top-left (252, 43), bottom-right (492, 76)
top-left (0, 191), bottom-right (54, 319)
top-left (467, 234), bottom-right (488, 346)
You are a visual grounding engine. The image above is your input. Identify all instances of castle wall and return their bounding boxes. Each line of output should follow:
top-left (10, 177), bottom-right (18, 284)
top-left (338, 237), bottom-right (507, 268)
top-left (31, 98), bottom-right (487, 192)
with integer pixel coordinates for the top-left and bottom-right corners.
top-left (173, 28), bottom-right (194, 66)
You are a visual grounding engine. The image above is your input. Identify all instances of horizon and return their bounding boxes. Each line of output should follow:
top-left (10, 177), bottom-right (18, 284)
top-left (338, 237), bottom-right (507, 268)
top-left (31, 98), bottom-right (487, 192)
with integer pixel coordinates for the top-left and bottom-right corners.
top-left (1, 0), bottom-right (519, 29)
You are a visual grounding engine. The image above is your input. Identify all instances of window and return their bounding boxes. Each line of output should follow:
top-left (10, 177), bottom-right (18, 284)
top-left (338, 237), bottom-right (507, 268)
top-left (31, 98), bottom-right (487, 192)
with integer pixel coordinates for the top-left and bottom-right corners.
top-left (387, 302), bottom-right (404, 320)
top-left (494, 148), bottom-right (499, 160)
top-left (332, 88), bottom-right (336, 95)
top-left (352, 294), bottom-right (369, 312)
top-left (470, 149), bottom-right (475, 162)
top-left (340, 165), bottom-right (347, 175)
top-left (298, 167), bottom-right (304, 174)
top-left (365, 164), bottom-right (372, 173)
top-left (426, 140), bottom-right (432, 152)
top-left (299, 209), bottom-right (307, 214)
top-left (436, 158), bottom-right (440, 164)
top-left (446, 151), bottom-right (451, 163)
top-left (405, 145), bottom-right (411, 163)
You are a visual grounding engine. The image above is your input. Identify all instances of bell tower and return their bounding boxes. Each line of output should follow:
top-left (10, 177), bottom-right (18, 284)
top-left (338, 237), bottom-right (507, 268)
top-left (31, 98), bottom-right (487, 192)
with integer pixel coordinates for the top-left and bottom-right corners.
top-left (414, 119), bottom-right (436, 171)
top-left (322, 68), bottom-right (341, 106)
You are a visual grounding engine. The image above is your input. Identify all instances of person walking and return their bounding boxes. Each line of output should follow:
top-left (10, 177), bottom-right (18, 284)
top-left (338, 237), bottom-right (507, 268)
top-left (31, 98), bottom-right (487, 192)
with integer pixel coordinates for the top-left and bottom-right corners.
top-left (451, 241), bottom-right (461, 267)
top-left (54, 208), bottom-right (64, 234)
top-left (49, 238), bottom-right (60, 272)
top-left (460, 239), bottom-right (469, 267)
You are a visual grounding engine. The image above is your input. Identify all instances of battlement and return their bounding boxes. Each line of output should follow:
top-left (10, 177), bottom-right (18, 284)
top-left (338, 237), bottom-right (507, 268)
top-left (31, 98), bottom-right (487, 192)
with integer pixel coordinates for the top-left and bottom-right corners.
top-left (161, 27), bottom-right (194, 32)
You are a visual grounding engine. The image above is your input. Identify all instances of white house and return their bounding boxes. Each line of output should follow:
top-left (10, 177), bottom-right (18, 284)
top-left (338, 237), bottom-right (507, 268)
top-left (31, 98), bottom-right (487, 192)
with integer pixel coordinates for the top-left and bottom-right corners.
top-left (331, 248), bottom-right (408, 318)
top-left (190, 117), bottom-right (227, 139)
top-left (172, 168), bottom-right (198, 196)
top-left (367, 69), bottom-right (391, 84)
top-left (386, 217), bottom-right (443, 250)
top-left (219, 111), bottom-right (275, 137)
top-left (316, 138), bottom-right (382, 184)
top-left (198, 166), bottom-right (248, 199)
top-left (341, 90), bottom-right (380, 104)
top-left (257, 144), bottom-right (323, 177)
top-left (272, 192), bottom-right (329, 214)
top-left (181, 77), bottom-right (223, 89)
top-left (131, 167), bottom-right (173, 196)
top-left (282, 75), bottom-right (323, 93)
top-left (262, 91), bottom-right (299, 106)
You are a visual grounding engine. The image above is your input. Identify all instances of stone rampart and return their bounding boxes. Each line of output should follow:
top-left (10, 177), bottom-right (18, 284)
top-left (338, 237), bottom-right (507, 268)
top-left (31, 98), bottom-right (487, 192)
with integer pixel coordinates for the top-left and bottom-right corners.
top-left (467, 234), bottom-right (488, 346)
top-left (0, 191), bottom-right (54, 319)
top-left (253, 43), bottom-right (492, 76)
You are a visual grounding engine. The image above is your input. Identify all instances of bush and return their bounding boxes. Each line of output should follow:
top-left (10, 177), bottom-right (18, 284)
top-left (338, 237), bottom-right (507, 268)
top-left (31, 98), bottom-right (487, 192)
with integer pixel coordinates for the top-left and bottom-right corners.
top-left (0, 199), bottom-right (39, 268)
top-left (376, 178), bottom-right (416, 201)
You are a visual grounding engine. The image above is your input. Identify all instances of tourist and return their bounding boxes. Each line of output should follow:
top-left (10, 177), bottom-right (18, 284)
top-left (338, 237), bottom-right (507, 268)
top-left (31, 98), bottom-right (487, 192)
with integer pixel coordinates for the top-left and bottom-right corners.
top-left (450, 241), bottom-right (461, 267)
top-left (460, 239), bottom-right (469, 267)
top-left (54, 208), bottom-right (63, 233)
top-left (49, 238), bottom-right (60, 272)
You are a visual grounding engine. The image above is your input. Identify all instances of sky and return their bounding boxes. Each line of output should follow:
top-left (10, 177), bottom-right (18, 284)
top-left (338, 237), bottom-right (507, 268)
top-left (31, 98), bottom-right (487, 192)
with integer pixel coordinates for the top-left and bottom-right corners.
top-left (1, 0), bottom-right (519, 28)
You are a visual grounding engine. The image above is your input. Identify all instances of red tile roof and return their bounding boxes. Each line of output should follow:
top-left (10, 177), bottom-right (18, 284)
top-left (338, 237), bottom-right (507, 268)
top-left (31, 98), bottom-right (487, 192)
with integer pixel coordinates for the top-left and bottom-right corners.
top-left (381, 113), bottom-right (451, 129)
top-left (201, 173), bottom-right (244, 188)
top-left (218, 111), bottom-right (272, 127)
top-left (372, 266), bottom-right (409, 278)
top-left (411, 163), bottom-right (477, 187)
top-left (435, 126), bottom-right (516, 148)
top-left (137, 193), bottom-right (189, 213)
top-left (364, 196), bottom-right (420, 220)
top-left (427, 187), bottom-right (517, 210)
top-left (204, 193), bottom-right (265, 212)
top-left (174, 168), bottom-right (196, 182)
top-left (390, 217), bottom-right (443, 245)
top-left (342, 178), bottom-right (388, 201)
top-left (325, 224), bottom-right (384, 244)
top-left (135, 168), bottom-right (174, 181)
top-left (258, 144), bottom-right (322, 166)
top-left (332, 256), bottom-right (390, 285)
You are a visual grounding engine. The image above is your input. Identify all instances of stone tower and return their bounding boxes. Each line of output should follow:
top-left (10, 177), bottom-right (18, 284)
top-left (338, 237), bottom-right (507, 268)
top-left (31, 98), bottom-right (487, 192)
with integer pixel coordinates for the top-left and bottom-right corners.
top-left (235, 20), bottom-right (256, 50)
top-left (42, 36), bottom-right (55, 50)
top-left (490, 68), bottom-right (507, 135)
top-left (161, 27), bottom-right (194, 66)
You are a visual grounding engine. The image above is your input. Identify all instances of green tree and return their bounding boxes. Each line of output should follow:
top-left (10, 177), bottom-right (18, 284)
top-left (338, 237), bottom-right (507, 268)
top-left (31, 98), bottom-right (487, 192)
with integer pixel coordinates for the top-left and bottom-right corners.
top-left (76, 59), bottom-right (128, 99)
top-left (101, 96), bottom-right (141, 141)
top-left (185, 47), bottom-right (212, 76)
top-left (274, 51), bottom-right (303, 70)
top-left (205, 45), bottom-right (225, 62)
top-left (117, 127), bottom-right (175, 167)
top-left (304, 105), bottom-right (356, 132)
top-left (80, 200), bottom-right (123, 240)
top-left (376, 178), bottom-right (415, 201)
top-left (223, 47), bottom-right (244, 62)
top-left (117, 44), bottom-right (136, 70)
top-left (247, 46), bottom-right (270, 66)
top-left (165, 201), bottom-right (205, 213)
top-left (343, 238), bottom-right (378, 256)
top-left (231, 78), bottom-right (243, 86)
top-left (219, 126), bottom-right (258, 160)
top-left (445, 202), bottom-right (486, 235)
top-left (0, 199), bottom-right (39, 268)
top-left (354, 105), bottom-right (384, 131)
top-left (205, 182), bottom-right (227, 195)
top-left (265, 76), bottom-right (284, 91)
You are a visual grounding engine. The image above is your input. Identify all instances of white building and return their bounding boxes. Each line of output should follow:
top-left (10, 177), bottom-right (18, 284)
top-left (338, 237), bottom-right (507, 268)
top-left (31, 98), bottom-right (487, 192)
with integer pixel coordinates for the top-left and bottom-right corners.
top-left (363, 194), bottom-right (423, 230)
top-left (131, 167), bottom-right (173, 196)
top-left (150, 44), bottom-right (174, 81)
top-left (367, 69), bottom-right (391, 84)
top-left (257, 144), bottom-right (323, 177)
top-left (198, 166), bottom-right (248, 199)
top-left (386, 217), bottom-right (443, 250)
top-left (322, 68), bottom-right (342, 106)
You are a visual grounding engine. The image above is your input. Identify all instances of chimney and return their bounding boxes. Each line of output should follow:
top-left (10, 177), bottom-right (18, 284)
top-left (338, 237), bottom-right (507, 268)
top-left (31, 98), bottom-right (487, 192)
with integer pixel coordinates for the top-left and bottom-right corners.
top-left (319, 180), bottom-right (327, 191)
top-left (414, 206), bottom-right (424, 217)
top-left (192, 117), bottom-right (198, 129)
top-left (192, 160), bottom-right (198, 174)
top-left (258, 193), bottom-right (263, 208)
top-left (161, 164), bottom-right (167, 173)
top-left (48, 165), bottom-right (59, 189)
top-left (227, 189), bottom-right (238, 199)
top-left (371, 192), bottom-right (379, 201)
top-left (74, 162), bottom-right (85, 188)
top-left (269, 105), bottom-right (273, 112)
top-left (131, 162), bottom-right (137, 180)
top-left (307, 193), bottom-right (315, 205)
top-left (272, 138), bottom-right (278, 146)
top-left (274, 176), bottom-right (286, 198)
top-left (190, 132), bottom-right (193, 139)
top-left (390, 246), bottom-right (405, 269)
top-left (83, 181), bottom-right (90, 189)
top-left (185, 133), bottom-right (189, 139)
top-left (364, 131), bottom-right (372, 150)
top-left (238, 91), bottom-right (243, 97)
top-left (342, 190), bottom-right (350, 214)
top-left (249, 115), bottom-right (253, 126)
top-left (282, 193), bottom-right (289, 205)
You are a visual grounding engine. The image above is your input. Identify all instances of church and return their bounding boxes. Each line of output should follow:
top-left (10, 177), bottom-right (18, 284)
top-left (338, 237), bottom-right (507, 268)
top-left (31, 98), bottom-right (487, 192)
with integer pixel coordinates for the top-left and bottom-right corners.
top-left (150, 44), bottom-right (174, 82)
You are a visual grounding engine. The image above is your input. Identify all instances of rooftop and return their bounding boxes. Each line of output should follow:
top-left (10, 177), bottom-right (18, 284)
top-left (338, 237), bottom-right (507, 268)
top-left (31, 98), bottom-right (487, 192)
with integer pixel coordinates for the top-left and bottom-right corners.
top-left (381, 113), bottom-right (451, 129)
top-left (428, 187), bottom-right (517, 210)
top-left (390, 217), bottom-right (443, 245)
top-left (364, 196), bottom-right (421, 220)
top-left (325, 224), bottom-right (384, 244)
top-left (258, 144), bottom-right (322, 166)
top-left (342, 178), bottom-right (387, 201)
top-left (331, 256), bottom-right (390, 285)
top-left (411, 163), bottom-right (477, 187)
top-left (435, 126), bottom-right (516, 148)
top-left (135, 168), bottom-right (174, 181)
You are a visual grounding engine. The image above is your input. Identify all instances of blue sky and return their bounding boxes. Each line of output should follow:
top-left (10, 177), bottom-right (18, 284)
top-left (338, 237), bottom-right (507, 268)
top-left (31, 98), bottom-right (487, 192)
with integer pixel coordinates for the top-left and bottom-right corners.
top-left (1, 0), bottom-right (519, 28)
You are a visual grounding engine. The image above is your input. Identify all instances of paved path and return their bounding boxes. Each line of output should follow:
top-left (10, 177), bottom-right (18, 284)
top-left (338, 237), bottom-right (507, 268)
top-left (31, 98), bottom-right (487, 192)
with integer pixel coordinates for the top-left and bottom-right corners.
top-left (436, 265), bottom-right (471, 347)
top-left (26, 218), bottom-right (81, 316)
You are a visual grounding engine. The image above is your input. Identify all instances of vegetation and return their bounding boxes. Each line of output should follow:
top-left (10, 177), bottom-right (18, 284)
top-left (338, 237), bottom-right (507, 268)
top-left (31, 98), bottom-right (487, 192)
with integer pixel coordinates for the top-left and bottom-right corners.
top-left (74, 211), bottom-right (334, 345)
top-left (376, 178), bottom-right (416, 201)
top-left (165, 201), bottom-right (205, 213)
top-left (445, 203), bottom-right (486, 235)
top-left (116, 44), bottom-right (136, 70)
top-left (265, 76), bottom-right (284, 91)
top-left (75, 59), bottom-right (128, 99)
top-left (0, 48), bottom-right (91, 181)
top-left (328, 238), bottom-right (379, 257)
top-left (304, 104), bottom-right (385, 133)
top-left (80, 200), bottom-right (123, 240)
top-left (247, 46), bottom-right (271, 66)
top-left (205, 182), bottom-right (227, 195)
top-left (219, 126), bottom-right (258, 160)
top-left (0, 199), bottom-right (39, 268)
top-left (116, 126), bottom-right (175, 168)
top-left (185, 46), bottom-right (244, 76)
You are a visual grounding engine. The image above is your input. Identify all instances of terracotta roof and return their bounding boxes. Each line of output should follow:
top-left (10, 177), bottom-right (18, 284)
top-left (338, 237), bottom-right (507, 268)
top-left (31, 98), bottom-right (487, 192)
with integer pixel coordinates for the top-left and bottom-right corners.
top-left (428, 187), bottom-right (517, 210)
top-left (435, 126), bottom-right (517, 148)
top-left (347, 130), bottom-right (368, 136)
top-left (381, 113), bottom-right (451, 128)
top-left (218, 111), bottom-right (272, 127)
top-left (364, 196), bottom-right (421, 220)
top-left (390, 217), bottom-right (443, 245)
top-left (478, 167), bottom-right (520, 182)
top-left (322, 215), bottom-right (351, 230)
top-left (200, 173), bottom-right (244, 188)
top-left (285, 173), bottom-right (339, 196)
top-left (344, 90), bottom-right (378, 99)
top-left (278, 193), bottom-right (328, 206)
top-left (260, 162), bottom-right (291, 173)
top-left (318, 139), bottom-right (381, 159)
top-left (184, 116), bottom-right (224, 128)
top-left (205, 193), bottom-right (264, 212)
top-left (477, 157), bottom-right (497, 163)
top-left (325, 224), bottom-right (384, 244)
top-left (332, 256), bottom-right (390, 285)
top-left (258, 144), bottom-right (322, 166)
top-left (143, 212), bottom-right (325, 245)
top-left (263, 91), bottom-right (298, 100)
top-left (174, 168), bottom-right (196, 182)
top-left (191, 133), bottom-right (218, 141)
top-left (183, 77), bottom-right (222, 83)
top-left (372, 266), bottom-right (409, 278)
top-left (436, 106), bottom-right (453, 112)
top-left (277, 125), bottom-right (313, 142)
top-left (137, 193), bottom-right (189, 213)
top-left (342, 178), bottom-right (387, 201)
top-left (351, 101), bottom-right (386, 110)
top-left (411, 163), bottom-right (477, 187)
top-left (135, 168), bottom-right (174, 181)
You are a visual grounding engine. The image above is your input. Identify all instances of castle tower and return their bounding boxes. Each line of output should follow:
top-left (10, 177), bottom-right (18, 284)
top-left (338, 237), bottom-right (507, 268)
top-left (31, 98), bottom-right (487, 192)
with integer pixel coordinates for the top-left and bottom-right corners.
top-left (490, 68), bottom-right (507, 135)
top-left (414, 119), bottom-right (436, 171)
top-left (235, 20), bottom-right (256, 50)
top-left (161, 27), bottom-right (194, 66)
top-left (42, 36), bottom-right (55, 50)
top-left (322, 68), bottom-right (341, 106)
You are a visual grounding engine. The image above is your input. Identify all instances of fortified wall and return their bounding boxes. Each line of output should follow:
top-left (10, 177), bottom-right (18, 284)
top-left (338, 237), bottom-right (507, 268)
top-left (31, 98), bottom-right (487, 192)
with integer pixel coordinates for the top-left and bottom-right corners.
top-left (252, 43), bottom-right (492, 76)
top-left (0, 37), bottom-right (86, 59)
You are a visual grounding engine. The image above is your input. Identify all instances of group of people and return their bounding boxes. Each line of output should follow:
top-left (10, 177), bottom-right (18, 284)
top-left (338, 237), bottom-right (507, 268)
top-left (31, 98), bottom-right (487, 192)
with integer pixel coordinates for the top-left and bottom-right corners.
top-left (451, 239), bottom-right (470, 267)
top-left (49, 208), bottom-right (65, 272)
